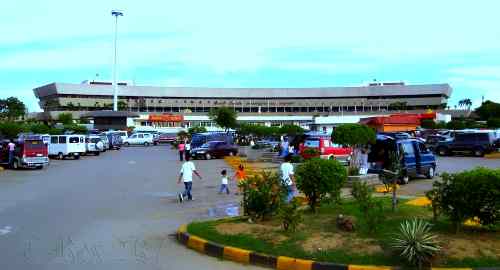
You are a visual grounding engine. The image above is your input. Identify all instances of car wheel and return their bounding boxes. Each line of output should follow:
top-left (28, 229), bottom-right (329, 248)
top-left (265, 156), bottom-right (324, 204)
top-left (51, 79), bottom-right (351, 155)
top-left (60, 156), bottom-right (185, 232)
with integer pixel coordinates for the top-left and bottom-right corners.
top-left (58, 153), bottom-right (64, 160)
top-left (95, 152), bottom-right (100, 156)
top-left (228, 151), bottom-right (234, 156)
top-left (328, 155), bottom-right (335, 160)
top-left (124, 142), bottom-right (130, 147)
top-left (473, 147), bottom-right (484, 157)
top-left (426, 166), bottom-right (435, 179)
top-left (36, 165), bottom-right (43, 170)
top-left (437, 147), bottom-right (448, 156)
top-left (144, 142), bottom-right (150, 147)
top-left (74, 155), bottom-right (80, 160)
top-left (205, 153), bottom-right (212, 160)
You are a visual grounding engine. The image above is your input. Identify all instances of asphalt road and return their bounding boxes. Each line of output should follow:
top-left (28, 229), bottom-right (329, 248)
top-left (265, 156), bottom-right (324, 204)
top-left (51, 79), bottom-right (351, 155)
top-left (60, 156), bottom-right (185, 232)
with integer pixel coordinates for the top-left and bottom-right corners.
top-left (435, 156), bottom-right (499, 174)
top-left (0, 146), bottom-right (260, 270)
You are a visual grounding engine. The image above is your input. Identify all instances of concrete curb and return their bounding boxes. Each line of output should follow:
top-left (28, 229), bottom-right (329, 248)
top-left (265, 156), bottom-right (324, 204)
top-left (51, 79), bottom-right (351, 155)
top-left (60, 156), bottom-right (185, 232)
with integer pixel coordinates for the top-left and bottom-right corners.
top-left (177, 224), bottom-right (498, 270)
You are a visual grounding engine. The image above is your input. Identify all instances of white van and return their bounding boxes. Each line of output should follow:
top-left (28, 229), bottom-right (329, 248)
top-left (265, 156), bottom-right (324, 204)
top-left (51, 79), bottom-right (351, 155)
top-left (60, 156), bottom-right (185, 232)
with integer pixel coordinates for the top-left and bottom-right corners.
top-left (123, 133), bottom-right (154, 146)
top-left (49, 135), bottom-right (86, 159)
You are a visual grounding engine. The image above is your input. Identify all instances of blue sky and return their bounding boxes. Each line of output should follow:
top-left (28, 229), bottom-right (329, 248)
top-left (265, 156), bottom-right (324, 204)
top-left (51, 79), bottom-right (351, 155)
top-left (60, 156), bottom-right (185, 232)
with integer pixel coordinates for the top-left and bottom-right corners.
top-left (1, 0), bottom-right (500, 111)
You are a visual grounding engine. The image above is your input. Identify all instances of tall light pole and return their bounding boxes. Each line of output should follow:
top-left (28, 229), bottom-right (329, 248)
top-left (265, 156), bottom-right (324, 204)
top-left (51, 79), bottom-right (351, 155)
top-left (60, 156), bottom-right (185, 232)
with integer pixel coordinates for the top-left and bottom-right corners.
top-left (111, 10), bottom-right (123, 111)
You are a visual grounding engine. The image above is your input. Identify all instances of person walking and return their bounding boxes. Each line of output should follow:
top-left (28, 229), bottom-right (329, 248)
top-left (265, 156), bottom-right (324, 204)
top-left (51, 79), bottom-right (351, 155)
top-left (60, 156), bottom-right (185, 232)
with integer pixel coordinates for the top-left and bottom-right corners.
top-left (7, 140), bottom-right (15, 168)
top-left (232, 164), bottom-right (246, 195)
top-left (178, 140), bottom-right (185, 161)
top-left (218, 169), bottom-right (230, 195)
top-left (184, 140), bottom-right (191, 160)
top-left (280, 154), bottom-right (296, 203)
top-left (177, 155), bottom-right (202, 202)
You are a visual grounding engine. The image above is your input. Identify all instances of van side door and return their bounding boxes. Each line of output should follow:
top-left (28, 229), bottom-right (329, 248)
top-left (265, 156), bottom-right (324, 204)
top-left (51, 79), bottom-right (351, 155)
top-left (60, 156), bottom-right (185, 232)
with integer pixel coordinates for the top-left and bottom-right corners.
top-left (400, 141), bottom-right (417, 177)
top-left (417, 141), bottom-right (435, 173)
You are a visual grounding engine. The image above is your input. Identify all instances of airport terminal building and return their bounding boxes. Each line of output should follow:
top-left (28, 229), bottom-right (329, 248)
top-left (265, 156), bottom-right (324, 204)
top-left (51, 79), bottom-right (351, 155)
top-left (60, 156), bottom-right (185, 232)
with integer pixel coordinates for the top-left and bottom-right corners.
top-left (33, 81), bottom-right (452, 132)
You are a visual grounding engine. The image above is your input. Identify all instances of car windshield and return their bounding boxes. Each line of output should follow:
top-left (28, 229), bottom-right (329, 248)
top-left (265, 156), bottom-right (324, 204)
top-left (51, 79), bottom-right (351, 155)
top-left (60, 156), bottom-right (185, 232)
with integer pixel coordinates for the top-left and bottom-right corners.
top-left (304, 139), bottom-right (320, 148)
top-left (90, 138), bottom-right (100, 143)
top-left (201, 142), bottom-right (218, 148)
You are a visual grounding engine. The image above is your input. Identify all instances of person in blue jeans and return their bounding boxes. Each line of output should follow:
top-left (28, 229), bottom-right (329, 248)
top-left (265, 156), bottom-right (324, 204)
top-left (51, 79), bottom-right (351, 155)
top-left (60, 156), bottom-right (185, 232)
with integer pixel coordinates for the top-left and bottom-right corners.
top-left (177, 155), bottom-right (202, 202)
top-left (218, 169), bottom-right (230, 194)
top-left (280, 154), bottom-right (296, 202)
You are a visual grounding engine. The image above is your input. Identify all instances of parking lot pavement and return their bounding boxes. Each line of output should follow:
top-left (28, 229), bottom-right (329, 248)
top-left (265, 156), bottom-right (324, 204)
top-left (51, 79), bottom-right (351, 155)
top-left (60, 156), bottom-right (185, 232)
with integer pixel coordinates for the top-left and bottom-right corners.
top-left (436, 156), bottom-right (500, 174)
top-left (0, 146), bottom-right (260, 270)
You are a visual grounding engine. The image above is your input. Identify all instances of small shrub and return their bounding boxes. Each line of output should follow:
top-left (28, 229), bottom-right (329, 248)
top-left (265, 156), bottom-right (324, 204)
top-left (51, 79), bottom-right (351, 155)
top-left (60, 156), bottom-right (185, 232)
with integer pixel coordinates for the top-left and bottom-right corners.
top-left (347, 166), bottom-right (360, 176)
top-left (239, 171), bottom-right (286, 221)
top-left (295, 158), bottom-right (347, 212)
top-left (351, 181), bottom-right (384, 232)
top-left (303, 148), bottom-right (320, 156)
top-left (391, 219), bottom-right (441, 269)
top-left (277, 198), bottom-right (303, 232)
top-left (428, 167), bottom-right (500, 232)
top-left (290, 155), bottom-right (304, 163)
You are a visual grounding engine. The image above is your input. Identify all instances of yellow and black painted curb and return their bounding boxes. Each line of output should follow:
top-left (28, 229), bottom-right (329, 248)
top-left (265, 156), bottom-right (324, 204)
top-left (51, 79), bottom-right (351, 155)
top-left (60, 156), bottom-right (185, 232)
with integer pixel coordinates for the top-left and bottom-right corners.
top-left (177, 224), bottom-right (496, 270)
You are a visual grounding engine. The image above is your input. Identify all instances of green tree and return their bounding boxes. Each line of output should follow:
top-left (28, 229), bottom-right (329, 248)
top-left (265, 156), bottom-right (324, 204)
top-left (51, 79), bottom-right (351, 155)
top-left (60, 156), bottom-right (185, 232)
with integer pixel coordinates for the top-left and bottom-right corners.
top-left (63, 124), bottom-right (87, 134)
top-left (118, 101), bottom-right (128, 111)
top-left (208, 107), bottom-right (237, 131)
top-left (57, 113), bottom-right (73, 125)
top-left (0, 122), bottom-right (25, 138)
top-left (279, 125), bottom-right (304, 136)
top-left (188, 126), bottom-right (207, 135)
top-left (332, 123), bottom-right (376, 171)
top-left (28, 123), bottom-right (51, 134)
top-left (0, 97), bottom-right (26, 120)
top-left (487, 118), bottom-right (500, 128)
top-left (295, 158), bottom-right (347, 212)
top-left (475, 100), bottom-right (500, 121)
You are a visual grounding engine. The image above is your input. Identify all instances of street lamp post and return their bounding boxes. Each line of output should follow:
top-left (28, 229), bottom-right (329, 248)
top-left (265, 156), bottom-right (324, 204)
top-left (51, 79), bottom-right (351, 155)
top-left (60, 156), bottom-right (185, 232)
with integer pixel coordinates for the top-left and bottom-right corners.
top-left (111, 10), bottom-right (124, 111)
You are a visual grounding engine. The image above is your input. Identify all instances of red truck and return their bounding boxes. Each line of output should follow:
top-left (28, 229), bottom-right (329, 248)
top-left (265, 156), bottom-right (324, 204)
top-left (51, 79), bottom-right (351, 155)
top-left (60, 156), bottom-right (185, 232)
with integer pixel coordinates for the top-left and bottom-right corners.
top-left (299, 133), bottom-right (352, 165)
top-left (0, 135), bottom-right (49, 169)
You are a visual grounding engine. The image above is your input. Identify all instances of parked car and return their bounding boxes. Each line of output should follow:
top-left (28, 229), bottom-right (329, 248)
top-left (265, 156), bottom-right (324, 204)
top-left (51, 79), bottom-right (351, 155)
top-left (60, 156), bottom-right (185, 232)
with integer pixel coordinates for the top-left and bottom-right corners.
top-left (190, 141), bottom-right (238, 159)
top-left (255, 138), bottom-right (280, 150)
top-left (0, 136), bottom-right (49, 169)
top-left (105, 132), bottom-right (123, 150)
top-left (435, 131), bottom-right (497, 157)
top-left (298, 133), bottom-right (352, 165)
top-left (123, 133), bottom-right (154, 146)
top-left (134, 130), bottom-right (160, 145)
top-left (99, 134), bottom-right (110, 151)
top-left (424, 134), bottom-right (452, 152)
top-left (191, 132), bottom-right (234, 149)
top-left (368, 135), bottom-right (436, 184)
top-left (115, 131), bottom-right (129, 142)
top-left (85, 135), bottom-right (104, 156)
top-left (48, 135), bottom-right (86, 159)
top-left (158, 132), bottom-right (177, 143)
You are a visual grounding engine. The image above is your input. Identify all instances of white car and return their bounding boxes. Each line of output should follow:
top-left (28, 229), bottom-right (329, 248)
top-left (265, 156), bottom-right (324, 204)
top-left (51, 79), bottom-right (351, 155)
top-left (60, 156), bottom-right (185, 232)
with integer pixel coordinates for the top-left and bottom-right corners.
top-left (85, 135), bottom-right (104, 155)
top-left (123, 133), bottom-right (154, 146)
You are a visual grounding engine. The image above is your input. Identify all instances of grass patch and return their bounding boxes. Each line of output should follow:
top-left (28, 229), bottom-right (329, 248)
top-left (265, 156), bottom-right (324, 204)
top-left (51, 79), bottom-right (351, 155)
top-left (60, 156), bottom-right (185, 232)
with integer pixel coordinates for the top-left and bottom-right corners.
top-left (187, 197), bottom-right (500, 267)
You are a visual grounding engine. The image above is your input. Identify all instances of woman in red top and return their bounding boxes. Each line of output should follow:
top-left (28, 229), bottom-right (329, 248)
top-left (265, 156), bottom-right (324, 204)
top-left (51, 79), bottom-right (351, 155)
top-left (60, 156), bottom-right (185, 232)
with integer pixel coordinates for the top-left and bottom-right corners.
top-left (178, 141), bottom-right (185, 161)
top-left (232, 164), bottom-right (246, 194)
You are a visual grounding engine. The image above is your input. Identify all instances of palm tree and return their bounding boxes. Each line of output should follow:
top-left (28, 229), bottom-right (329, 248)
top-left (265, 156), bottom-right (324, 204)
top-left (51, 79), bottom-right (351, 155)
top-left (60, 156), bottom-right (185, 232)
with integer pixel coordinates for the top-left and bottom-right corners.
top-left (464, 98), bottom-right (472, 111)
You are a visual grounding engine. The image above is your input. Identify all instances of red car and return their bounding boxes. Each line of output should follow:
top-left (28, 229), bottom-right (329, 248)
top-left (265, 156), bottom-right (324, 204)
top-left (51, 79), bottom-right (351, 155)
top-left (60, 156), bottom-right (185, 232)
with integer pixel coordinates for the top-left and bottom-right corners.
top-left (0, 135), bottom-right (49, 169)
top-left (299, 133), bottom-right (352, 165)
top-left (158, 133), bottom-right (177, 144)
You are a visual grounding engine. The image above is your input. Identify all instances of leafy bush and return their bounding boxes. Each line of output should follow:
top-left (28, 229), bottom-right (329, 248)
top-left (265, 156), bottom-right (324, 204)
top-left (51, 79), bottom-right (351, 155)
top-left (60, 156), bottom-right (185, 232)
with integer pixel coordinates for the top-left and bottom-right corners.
top-left (277, 198), bottom-right (303, 232)
top-left (188, 126), bottom-right (207, 135)
top-left (63, 124), bottom-right (87, 134)
top-left (295, 158), bottom-right (347, 212)
top-left (391, 219), bottom-right (440, 269)
top-left (487, 117), bottom-right (500, 128)
top-left (239, 171), bottom-right (286, 221)
top-left (351, 181), bottom-right (384, 232)
top-left (428, 167), bottom-right (500, 232)
top-left (27, 123), bottom-right (51, 134)
top-left (290, 155), bottom-right (304, 163)
top-left (57, 113), bottom-right (73, 125)
top-left (303, 148), bottom-right (320, 156)
top-left (0, 122), bottom-right (26, 138)
top-left (347, 166), bottom-right (359, 176)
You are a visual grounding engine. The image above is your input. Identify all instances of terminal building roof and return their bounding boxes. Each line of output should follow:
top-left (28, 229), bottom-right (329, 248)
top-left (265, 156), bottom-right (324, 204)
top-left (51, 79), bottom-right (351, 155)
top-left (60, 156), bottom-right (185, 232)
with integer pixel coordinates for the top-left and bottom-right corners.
top-left (34, 82), bottom-right (452, 99)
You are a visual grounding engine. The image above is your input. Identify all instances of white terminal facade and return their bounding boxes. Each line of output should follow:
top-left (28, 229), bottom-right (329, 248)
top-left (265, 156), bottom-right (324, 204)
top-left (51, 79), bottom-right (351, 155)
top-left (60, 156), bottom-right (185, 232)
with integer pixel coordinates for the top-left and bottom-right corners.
top-left (33, 81), bottom-right (453, 133)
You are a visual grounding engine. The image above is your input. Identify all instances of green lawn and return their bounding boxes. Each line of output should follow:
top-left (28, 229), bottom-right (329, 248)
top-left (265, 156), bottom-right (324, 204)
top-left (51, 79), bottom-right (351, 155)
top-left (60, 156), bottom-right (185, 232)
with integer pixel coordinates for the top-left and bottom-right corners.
top-left (187, 197), bottom-right (499, 267)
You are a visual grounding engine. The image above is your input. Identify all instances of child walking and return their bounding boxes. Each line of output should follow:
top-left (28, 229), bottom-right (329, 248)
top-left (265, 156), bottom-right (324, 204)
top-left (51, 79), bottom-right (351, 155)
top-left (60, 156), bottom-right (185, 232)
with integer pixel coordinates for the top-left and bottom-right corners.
top-left (232, 164), bottom-right (246, 195)
top-left (219, 170), bottom-right (230, 194)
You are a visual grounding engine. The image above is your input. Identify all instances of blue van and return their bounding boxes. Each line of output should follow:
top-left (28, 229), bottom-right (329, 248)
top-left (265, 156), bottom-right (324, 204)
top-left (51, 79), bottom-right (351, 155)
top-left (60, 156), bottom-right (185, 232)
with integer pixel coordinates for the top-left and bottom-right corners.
top-left (191, 132), bottom-right (235, 149)
top-left (368, 134), bottom-right (436, 184)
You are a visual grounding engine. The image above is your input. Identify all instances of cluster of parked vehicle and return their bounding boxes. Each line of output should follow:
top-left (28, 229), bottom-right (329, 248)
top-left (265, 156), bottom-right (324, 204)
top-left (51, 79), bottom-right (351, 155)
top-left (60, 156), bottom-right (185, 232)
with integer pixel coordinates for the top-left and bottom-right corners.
top-left (426, 129), bottom-right (500, 157)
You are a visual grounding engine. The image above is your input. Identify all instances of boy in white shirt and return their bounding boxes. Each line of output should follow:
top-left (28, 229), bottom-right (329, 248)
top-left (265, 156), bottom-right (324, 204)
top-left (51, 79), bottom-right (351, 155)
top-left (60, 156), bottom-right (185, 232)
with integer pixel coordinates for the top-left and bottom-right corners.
top-left (177, 156), bottom-right (202, 202)
top-left (280, 154), bottom-right (296, 202)
top-left (218, 169), bottom-right (230, 194)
